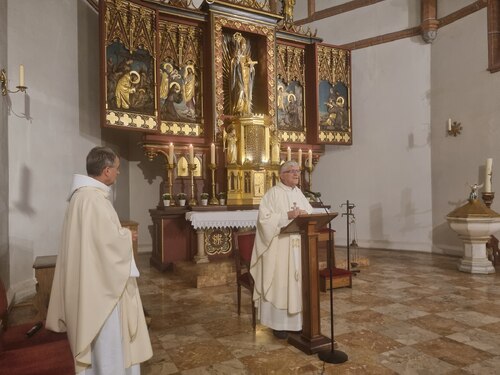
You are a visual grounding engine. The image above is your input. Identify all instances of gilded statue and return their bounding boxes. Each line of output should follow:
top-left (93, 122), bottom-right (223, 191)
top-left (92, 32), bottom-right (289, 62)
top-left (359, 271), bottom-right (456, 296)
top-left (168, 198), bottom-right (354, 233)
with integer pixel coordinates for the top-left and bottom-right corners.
top-left (230, 32), bottom-right (258, 116)
top-left (225, 126), bottom-right (238, 164)
top-left (183, 65), bottom-right (196, 118)
top-left (270, 129), bottom-right (281, 164)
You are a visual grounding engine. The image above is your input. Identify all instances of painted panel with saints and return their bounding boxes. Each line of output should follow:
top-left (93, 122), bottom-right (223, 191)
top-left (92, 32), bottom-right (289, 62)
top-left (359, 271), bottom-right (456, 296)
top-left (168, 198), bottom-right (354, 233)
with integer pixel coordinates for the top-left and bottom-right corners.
top-left (103, 0), bottom-right (157, 130)
top-left (317, 45), bottom-right (351, 144)
top-left (158, 21), bottom-right (203, 136)
top-left (276, 43), bottom-right (306, 143)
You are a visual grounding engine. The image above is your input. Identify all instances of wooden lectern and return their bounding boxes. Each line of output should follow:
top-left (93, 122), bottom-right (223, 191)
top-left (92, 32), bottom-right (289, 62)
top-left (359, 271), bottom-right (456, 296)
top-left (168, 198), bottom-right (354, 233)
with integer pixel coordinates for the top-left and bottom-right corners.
top-left (281, 212), bottom-right (338, 354)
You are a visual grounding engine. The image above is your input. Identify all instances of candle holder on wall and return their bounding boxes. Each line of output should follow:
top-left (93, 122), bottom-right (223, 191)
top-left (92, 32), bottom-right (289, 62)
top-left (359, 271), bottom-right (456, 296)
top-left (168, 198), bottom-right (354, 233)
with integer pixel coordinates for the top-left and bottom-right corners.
top-left (447, 120), bottom-right (462, 137)
top-left (189, 163), bottom-right (198, 206)
top-left (208, 163), bottom-right (219, 205)
top-left (0, 68), bottom-right (28, 96)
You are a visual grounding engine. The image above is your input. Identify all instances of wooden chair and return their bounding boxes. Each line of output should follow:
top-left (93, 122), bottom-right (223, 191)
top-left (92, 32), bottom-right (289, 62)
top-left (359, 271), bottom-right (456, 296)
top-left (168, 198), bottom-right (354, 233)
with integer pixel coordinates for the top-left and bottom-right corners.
top-left (233, 231), bottom-right (257, 329)
top-left (317, 228), bottom-right (352, 291)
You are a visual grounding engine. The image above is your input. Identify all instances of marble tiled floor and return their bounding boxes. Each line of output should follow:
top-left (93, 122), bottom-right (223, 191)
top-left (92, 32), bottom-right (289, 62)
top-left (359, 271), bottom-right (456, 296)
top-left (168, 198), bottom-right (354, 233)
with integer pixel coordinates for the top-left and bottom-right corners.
top-left (9, 249), bottom-right (500, 374)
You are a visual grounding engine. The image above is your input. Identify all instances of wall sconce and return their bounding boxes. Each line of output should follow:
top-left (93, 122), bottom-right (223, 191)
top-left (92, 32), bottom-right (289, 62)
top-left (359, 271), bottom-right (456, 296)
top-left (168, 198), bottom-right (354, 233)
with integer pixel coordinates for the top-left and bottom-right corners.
top-left (447, 118), bottom-right (462, 137)
top-left (1, 65), bottom-right (28, 96)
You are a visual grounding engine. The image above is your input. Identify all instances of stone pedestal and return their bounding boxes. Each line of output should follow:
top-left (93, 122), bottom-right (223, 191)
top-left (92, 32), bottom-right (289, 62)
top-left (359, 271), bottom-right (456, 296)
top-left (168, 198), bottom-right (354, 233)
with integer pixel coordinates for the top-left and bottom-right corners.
top-left (458, 241), bottom-right (496, 274)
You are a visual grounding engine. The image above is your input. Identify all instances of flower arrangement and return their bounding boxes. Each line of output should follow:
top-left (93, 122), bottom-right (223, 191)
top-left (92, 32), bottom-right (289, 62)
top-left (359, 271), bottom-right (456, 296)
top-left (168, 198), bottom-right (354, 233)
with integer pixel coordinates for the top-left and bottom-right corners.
top-left (177, 192), bottom-right (187, 200)
top-left (218, 192), bottom-right (226, 199)
top-left (162, 193), bottom-right (171, 200)
top-left (200, 192), bottom-right (209, 199)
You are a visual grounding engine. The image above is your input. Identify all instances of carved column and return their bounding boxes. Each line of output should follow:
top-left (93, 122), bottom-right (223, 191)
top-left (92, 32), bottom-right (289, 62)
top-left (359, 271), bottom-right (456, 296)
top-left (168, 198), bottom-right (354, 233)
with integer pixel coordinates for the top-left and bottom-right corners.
top-left (194, 229), bottom-right (209, 264)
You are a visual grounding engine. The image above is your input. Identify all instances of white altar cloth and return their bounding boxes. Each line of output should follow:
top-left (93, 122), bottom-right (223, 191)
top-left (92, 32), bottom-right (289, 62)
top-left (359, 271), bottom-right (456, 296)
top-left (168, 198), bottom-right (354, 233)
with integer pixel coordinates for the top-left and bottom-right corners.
top-left (185, 210), bottom-right (258, 229)
top-left (185, 208), bottom-right (328, 230)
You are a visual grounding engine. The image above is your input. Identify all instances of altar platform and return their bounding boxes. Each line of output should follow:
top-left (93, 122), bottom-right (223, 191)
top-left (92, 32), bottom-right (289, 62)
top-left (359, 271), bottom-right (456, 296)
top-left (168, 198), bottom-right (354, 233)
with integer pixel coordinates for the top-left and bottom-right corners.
top-left (173, 246), bottom-right (370, 289)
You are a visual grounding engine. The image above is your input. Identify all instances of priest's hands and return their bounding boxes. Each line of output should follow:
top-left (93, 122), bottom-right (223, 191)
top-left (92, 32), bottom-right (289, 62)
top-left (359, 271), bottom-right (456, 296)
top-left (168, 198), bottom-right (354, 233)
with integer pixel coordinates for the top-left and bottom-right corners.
top-left (287, 207), bottom-right (308, 220)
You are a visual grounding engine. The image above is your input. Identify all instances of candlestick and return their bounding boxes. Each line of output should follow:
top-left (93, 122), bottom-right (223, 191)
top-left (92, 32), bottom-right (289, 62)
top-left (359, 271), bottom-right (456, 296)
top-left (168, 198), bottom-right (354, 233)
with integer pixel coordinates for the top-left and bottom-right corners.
top-left (210, 143), bottom-right (216, 165)
top-left (485, 158), bottom-right (493, 193)
top-left (166, 159), bottom-right (176, 206)
top-left (169, 142), bottom-right (174, 164)
top-left (308, 149), bottom-right (313, 169)
top-left (188, 144), bottom-right (194, 164)
top-left (447, 118), bottom-right (451, 132)
top-left (209, 163), bottom-right (219, 205)
top-left (189, 163), bottom-right (197, 206)
top-left (19, 64), bottom-right (24, 87)
top-left (298, 149), bottom-right (302, 167)
top-left (287, 147), bottom-right (291, 161)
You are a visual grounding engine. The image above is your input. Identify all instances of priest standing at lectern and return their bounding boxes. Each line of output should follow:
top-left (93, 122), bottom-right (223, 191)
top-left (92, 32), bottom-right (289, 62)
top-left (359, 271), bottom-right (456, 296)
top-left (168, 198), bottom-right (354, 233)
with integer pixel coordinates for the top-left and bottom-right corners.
top-left (250, 160), bottom-right (313, 339)
top-left (46, 146), bottom-right (152, 374)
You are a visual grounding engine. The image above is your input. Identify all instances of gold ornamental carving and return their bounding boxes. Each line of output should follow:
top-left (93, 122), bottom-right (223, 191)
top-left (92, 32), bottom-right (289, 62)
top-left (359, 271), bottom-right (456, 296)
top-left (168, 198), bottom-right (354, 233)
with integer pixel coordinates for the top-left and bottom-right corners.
top-left (205, 228), bottom-right (233, 256)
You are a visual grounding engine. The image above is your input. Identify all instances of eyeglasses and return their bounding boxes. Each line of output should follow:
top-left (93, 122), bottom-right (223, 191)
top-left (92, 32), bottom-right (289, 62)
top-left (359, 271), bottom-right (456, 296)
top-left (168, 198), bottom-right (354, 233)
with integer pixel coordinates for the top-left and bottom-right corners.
top-left (283, 170), bottom-right (301, 174)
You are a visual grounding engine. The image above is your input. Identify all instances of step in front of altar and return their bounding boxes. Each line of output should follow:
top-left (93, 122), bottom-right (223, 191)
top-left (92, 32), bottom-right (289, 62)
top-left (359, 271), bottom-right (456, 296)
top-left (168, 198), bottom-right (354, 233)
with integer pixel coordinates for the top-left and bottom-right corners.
top-left (175, 259), bottom-right (236, 288)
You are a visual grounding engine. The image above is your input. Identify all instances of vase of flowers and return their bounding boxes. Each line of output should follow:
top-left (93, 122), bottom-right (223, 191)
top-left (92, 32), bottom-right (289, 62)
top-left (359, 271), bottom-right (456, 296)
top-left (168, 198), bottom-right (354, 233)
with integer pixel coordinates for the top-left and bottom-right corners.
top-left (162, 193), bottom-right (171, 207)
top-left (177, 192), bottom-right (187, 206)
top-left (218, 192), bottom-right (226, 205)
top-left (200, 193), bottom-right (209, 206)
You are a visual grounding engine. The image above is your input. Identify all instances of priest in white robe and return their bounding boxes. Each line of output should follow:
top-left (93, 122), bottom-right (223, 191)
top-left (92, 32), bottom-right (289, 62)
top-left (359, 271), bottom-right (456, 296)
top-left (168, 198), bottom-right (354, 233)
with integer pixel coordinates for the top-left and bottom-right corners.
top-left (46, 146), bottom-right (153, 374)
top-left (250, 161), bottom-right (313, 339)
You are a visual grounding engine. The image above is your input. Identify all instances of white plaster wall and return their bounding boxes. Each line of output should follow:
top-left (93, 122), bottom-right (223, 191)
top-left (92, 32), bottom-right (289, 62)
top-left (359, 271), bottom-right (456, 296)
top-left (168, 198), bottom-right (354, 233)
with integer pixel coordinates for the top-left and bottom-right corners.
top-left (430, 8), bottom-right (500, 254)
top-left (308, 2), bottom-right (433, 251)
top-left (6, 0), bottom-right (129, 300)
top-left (0, 0), bottom-right (10, 289)
top-left (315, 37), bottom-right (433, 251)
top-left (308, 0), bottom-right (420, 46)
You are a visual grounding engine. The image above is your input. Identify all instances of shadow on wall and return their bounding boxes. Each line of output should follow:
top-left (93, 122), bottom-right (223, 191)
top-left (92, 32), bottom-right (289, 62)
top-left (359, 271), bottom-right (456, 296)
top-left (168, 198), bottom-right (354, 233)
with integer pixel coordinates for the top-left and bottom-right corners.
top-left (432, 221), bottom-right (463, 254)
top-left (13, 165), bottom-right (35, 216)
top-left (370, 202), bottom-right (388, 243)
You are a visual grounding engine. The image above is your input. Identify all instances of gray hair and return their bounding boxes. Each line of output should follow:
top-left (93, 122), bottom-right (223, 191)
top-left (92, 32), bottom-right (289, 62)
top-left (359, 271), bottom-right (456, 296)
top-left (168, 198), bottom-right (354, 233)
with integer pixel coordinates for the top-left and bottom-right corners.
top-left (279, 160), bottom-right (299, 174)
top-left (86, 146), bottom-right (117, 177)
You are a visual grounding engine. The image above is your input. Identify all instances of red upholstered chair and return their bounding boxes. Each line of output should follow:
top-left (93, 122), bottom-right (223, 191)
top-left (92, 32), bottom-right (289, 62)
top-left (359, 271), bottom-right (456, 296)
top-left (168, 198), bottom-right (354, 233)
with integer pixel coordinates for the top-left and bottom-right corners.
top-left (233, 231), bottom-right (256, 329)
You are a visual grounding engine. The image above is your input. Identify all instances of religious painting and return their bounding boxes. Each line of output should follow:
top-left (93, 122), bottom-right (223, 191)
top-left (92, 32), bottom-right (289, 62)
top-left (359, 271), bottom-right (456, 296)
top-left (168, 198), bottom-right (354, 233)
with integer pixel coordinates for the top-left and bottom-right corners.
top-left (276, 43), bottom-right (306, 143)
top-left (316, 44), bottom-right (352, 144)
top-left (318, 80), bottom-right (349, 131)
top-left (277, 79), bottom-right (304, 132)
top-left (106, 42), bottom-right (155, 115)
top-left (102, 0), bottom-right (158, 131)
top-left (158, 20), bottom-right (203, 136)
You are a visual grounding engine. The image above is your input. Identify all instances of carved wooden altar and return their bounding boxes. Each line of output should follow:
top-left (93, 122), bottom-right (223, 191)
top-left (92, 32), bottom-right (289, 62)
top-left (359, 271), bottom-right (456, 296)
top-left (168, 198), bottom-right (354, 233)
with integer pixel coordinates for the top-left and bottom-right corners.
top-left (99, 0), bottom-right (352, 269)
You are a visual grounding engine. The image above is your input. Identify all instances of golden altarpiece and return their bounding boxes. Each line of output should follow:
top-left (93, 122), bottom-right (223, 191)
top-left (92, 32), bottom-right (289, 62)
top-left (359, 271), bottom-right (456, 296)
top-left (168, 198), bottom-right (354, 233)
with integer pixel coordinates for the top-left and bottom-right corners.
top-left (99, 0), bottom-right (351, 269)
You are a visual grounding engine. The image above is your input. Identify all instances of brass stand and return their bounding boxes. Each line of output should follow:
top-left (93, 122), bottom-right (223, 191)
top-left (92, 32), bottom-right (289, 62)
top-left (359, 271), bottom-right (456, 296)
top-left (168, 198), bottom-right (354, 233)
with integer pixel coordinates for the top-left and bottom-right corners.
top-left (189, 163), bottom-right (197, 206)
top-left (209, 163), bottom-right (219, 205)
top-left (167, 162), bottom-right (176, 206)
top-left (482, 192), bottom-right (495, 208)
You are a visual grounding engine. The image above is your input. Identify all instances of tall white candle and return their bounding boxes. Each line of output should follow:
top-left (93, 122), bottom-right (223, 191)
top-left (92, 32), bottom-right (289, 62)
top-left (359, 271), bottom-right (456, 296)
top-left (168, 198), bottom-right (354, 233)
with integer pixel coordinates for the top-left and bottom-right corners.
top-left (287, 147), bottom-right (291, 161)
top-left (19, 64), bottom-right (24, 87)
top-left (298, 149), bottom-right (302, 167)
top-left (210, 143), bottom-right (216, 164)
top-left (168, 142), bottom-right (174, 163)
top-left (308, 149), bottom-right (313, 168)
top-left (485, 158), bottom-right (493, 192)
top-left (447, 118), bottom-right (452, 132)
top-left (188, 144), bottom-right (194, 164)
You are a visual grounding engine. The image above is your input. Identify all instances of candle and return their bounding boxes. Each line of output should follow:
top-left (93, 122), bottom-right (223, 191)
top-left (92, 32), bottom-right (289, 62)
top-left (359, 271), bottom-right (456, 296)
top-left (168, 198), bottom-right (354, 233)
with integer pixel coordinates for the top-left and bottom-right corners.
top-left (210, 143), bottom-right (216, 164)
top-left (287, 147), bottom-right (291, 161)
top-left (19, 64), bottom-right (24, 87)
top-left (298, 149), bottom-right (302, 167)
top-left (308, 149), bottom-right (313, 168)
top-left (168, 142), bottom-right (174, 163)
top-left (188, 144), bottom-right (194, 164)
top-left (485, 158), bottom-right (493, 192)
top-left (447, 118), bottom-right (452, 132)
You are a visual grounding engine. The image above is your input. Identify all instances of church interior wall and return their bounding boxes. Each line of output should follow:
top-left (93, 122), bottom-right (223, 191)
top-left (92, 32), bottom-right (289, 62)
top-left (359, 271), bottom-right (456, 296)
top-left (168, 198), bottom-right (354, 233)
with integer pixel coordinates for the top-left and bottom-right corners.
top-left (2, 0), bottom-right (499, 300)
top-left (4, 0), bottom-right (130, 301)
top-left (303, 1), bottom-right (434, 251)
top-left (430, 7), bottom-right (500, 254)
top-left (0, 0), bottom-right (10, 292)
